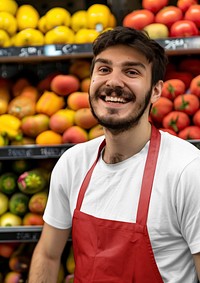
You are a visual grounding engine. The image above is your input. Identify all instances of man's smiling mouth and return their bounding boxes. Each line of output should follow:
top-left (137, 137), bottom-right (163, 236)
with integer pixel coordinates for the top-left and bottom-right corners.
top-left (96, 86), bottom-right (134, 104)
top-left (100, 94), bottom-right (132, 104)
top-left (104, 96), bottom-right (127, 103)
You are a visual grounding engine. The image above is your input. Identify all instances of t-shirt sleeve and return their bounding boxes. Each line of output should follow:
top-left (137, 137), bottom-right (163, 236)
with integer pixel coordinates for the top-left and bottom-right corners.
top-left (43, 153), bottom-right (72, 229)
top-left (177, 156), bottom-right (200, 254)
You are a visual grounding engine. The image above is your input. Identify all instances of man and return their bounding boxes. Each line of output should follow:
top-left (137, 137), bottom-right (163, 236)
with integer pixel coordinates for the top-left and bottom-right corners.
top-left (28, 26), bottom-right (200, 282)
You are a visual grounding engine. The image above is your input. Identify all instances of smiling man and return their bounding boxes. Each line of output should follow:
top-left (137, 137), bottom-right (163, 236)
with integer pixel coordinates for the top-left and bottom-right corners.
top-left (28, 26), bottom-right (200, 283)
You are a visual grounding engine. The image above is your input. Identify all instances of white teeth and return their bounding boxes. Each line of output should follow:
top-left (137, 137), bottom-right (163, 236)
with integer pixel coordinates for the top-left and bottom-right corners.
top-left (105, 96), bottom-right (125, 103)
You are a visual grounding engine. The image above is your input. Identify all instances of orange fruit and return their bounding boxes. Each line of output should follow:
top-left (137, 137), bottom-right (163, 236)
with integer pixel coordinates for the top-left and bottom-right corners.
top-left (36, 130), bottom-right (62, 145)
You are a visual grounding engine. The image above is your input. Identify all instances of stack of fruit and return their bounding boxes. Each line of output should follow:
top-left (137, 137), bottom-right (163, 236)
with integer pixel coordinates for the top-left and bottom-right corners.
top-left (0, 1), bottom-right (116, 47)
top-left (150, 57), bottom-right (200, 139)
top-left (0, 58), bottom-right (104, 146)
top-left (0, 242), bottom-right (66, 282)
top-left (0, 158), bottom-right (53, 227)
top-left (123, 0), bottom-right (200, 39)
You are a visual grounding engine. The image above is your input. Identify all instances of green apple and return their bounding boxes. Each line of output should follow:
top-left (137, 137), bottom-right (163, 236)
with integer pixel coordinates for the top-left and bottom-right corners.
top-left (143, 23), bottom-right (169, 39)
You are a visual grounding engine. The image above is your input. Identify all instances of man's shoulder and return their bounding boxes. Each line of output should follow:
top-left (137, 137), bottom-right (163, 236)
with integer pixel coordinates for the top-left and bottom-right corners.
top-left (160, 130), bottom-right (200, 160)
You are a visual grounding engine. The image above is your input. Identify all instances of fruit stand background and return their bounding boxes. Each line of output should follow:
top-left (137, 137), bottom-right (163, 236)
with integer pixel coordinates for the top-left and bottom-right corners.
top-left (0, 0), bottom-right (200, 282)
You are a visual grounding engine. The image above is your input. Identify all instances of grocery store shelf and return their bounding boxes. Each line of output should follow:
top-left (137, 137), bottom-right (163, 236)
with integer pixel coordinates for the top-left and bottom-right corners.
top-left (0, 226), bottom-right (42, 242)
top-left (0, 140), bottom-right (199, 160)
top-left (157, 36), bottom-right (200, 55)
top-left (0, 144), bottom-right (74, 160)
top-left (0, 226), bottom-right (73, 243)
top-left (0, 43), bottom-right (93, 63)
top-left (0, 36), bottom-right (200, 63)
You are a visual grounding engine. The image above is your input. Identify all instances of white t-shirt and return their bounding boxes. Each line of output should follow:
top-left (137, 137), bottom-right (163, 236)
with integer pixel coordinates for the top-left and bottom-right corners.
top-left (44, 131), bottom-right (200, 283)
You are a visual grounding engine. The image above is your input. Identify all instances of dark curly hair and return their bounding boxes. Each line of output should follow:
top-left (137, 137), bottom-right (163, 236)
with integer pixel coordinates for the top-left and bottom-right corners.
top-left (91, 26), bottom-right (168, 87)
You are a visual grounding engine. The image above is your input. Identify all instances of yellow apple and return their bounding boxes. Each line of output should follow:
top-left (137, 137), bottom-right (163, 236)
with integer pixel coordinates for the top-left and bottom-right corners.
top-left (143, 23), bottom-right (169, 39)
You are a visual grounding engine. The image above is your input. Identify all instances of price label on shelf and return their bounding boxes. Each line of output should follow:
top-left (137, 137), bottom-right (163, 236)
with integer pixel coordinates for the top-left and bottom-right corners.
top-left (44, 43), bottom-right (93, 56)
top-left (16, 231), bottom-right (40, 241)
top-left (157, 37), bottom-right (200, 51)
top-left (0, 227), bottom-right (42, 242)
top-left (18, 46), bottom-right (43, 57)
top-left (0, 48), bottom-right (10, 57)
top-left (163, 38), bottom-right (188, 50)
top-left (0, 44), bottom-right (93, 60)
top-left (0, 145), bottom-right (73, 160)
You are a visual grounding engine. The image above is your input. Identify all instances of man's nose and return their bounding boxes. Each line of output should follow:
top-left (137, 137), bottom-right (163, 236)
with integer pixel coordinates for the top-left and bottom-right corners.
top-left (105, 71), bottom-right (124, 88)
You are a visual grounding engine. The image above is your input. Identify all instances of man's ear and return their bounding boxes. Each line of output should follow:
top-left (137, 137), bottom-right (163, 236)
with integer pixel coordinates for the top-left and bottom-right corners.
top-left (151, 80), bottom-right (163, 104)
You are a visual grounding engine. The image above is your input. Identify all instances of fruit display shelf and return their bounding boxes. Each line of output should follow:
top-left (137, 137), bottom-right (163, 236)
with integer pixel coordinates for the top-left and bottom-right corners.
top-left (0, 138), bottom-right (199, 244)
top-left (0, 144), bottom-right (74, 160)
top-left (156, 36), bottom-right (200, 55)
top-left (0, 226), bottom-right (42, 243)
top-left (0, 36), bottom-right (199, 63)
top-left (0, 140), bottom-right (199, 161)
top-left (0, 43), bottom-right (93, 63)
top-left (0, 226), bottom-right (73, 243)
top-left (0, 144), bottom-right (74, 243)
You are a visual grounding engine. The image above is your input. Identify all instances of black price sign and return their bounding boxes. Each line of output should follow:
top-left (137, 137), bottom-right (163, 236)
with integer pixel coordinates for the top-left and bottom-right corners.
top-left (0, 43), bottom-right (93, 60)
top-left (40, 147), bottom-right (67, 157)
top-left (157, 37), bottom-right (200, 51)
top-left (18, 46), bottom-right (43, 57)
top-left (0, 227), bottom-right (42, 242)
top-left (44, 44), bottom-right (93, 56)
top-left (7, 147), bottom-right (33, 158)
top-left (0, 145), bottom-right (71, 160)
top-left (158, 38), bottom-right (188, 50)
top-left (0, 48), bottom-right (10, 57)
top-left (16, 231), bottom-right (41, 241)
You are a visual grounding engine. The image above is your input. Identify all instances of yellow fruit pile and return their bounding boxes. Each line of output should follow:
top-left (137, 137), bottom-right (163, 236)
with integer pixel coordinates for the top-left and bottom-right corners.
top-left (0, 1), bottom-right (117, 47)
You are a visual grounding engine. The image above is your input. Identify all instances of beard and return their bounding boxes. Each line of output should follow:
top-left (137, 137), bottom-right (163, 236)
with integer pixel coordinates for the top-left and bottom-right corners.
top-left (89, 86), bottom-right (152, 134)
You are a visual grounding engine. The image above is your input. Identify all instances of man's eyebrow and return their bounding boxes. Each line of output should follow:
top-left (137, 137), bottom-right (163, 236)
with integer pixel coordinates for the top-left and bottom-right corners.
top-left (94, 58), bottom-right (111, 65)
top-left (121, 61), bottom-right (146, 70)
top-left (94, 58), bottom-right (146, 70)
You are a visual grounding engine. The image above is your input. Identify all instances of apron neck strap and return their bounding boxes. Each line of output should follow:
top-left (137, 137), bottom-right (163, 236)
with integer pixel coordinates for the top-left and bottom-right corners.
top-left (76, 139), bottom-right (106, 210)
top-left (136, 125), bottom-right (161, 225)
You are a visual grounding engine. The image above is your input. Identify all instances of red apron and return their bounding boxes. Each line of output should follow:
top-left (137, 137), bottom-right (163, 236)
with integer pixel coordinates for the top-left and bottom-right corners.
top-left (72, 125), bottom-right (164, 283)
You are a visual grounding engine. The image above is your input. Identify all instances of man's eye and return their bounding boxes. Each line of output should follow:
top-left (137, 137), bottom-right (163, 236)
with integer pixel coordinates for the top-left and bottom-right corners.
top-left (99, 67), bottom-right (109, 73)
top-left (126, 70), bottom-right (138, 76)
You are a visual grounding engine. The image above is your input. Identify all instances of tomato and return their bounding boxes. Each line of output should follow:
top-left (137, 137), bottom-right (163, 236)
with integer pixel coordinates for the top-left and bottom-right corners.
top-left (178, 126), bottom-right (200, 140)
top-left (190, 75), bottom-right (200, 98)
top-left (170, 20), bottom-right (199, 37)
top-left (164, 71), bottom-right (193, 90)
top-left (193, 109), bottom-right (200, 127)
top-left (184, 5), bottom-right (200, 28)
top-left (177, 0), bottom-right (198, 13)
top-left (155, 6), bottom-right (183, 28)
top-left (150, 96), bottom-right (173, 124)
top-left (162, 111), bottom-right (190, 132)
top-left (174, 93), bottom-right (200, 116)
top-left (122, 9), bottom-right (155, 30)
top-left (161, 79), bottom-right (186, 101)
top-left (142, 0), bottom-right (169, 14)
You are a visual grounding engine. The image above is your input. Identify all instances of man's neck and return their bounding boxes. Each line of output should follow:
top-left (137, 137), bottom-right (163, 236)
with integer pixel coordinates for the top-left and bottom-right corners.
top-left (103, 122), bottom-right (152, 164)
